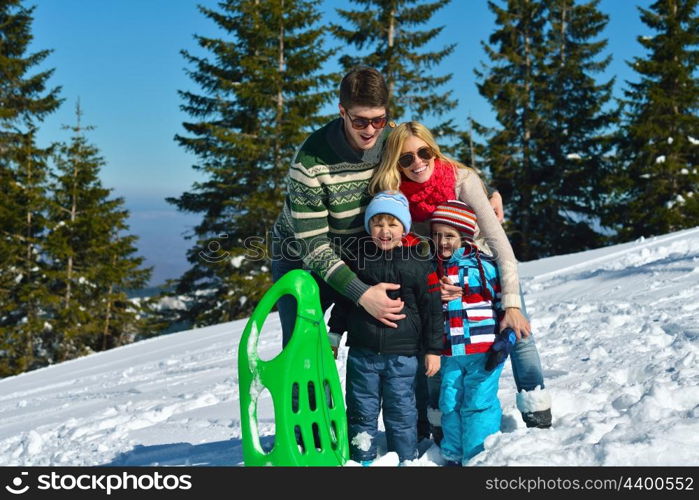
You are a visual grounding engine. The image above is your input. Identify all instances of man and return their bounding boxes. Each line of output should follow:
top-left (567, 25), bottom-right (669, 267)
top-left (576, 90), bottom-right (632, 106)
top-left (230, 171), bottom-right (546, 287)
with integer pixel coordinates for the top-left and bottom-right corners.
top-left (271, 67), bottom-right (405, 346)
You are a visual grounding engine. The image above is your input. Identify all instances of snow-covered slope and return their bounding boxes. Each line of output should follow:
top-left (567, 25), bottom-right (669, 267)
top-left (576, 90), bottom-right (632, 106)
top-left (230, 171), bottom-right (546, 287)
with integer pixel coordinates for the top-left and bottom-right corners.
top-left (1, 228), bottom-right (698, 466)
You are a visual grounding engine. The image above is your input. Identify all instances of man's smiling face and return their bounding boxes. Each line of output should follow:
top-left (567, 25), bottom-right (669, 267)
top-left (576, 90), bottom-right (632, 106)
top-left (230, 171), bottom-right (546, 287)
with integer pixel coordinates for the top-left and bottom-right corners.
top-left (339, 104), bottom-right (388, 151)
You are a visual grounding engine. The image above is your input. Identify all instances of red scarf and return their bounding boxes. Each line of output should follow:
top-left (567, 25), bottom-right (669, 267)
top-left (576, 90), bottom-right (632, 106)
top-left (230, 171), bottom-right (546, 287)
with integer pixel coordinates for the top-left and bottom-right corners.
top-left (400, 158), bottom-right (457, 222)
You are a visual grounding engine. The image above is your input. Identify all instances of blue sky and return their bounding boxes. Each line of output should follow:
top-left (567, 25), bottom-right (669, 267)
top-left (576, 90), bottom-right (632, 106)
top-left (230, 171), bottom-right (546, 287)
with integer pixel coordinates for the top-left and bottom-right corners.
top-left (28, 0), bottom-right (654, 286)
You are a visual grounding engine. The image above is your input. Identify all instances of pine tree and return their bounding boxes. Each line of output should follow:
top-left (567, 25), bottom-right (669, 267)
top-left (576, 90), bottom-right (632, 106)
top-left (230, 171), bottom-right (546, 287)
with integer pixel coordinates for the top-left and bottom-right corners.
top-left (536, 0), bottom-right (617, 252)
top-left (45, 103), bottom-right (151, 361)
top-left (332, 0), bottom-right (458, 134)
top-left (476, 0), bottom-right (616, 260)
top-left (93, 227), bottom-right (151, 351)
top-left (0, 129), bottom-right (56, 374)
top-left (169, 0), bottom-right (336, 327)
top-left (475, 0), bottom-right (548, 260)
top-left (0, 0), bottom-right (62, 376)
top-left (605, 0), bottom-right (699, 240)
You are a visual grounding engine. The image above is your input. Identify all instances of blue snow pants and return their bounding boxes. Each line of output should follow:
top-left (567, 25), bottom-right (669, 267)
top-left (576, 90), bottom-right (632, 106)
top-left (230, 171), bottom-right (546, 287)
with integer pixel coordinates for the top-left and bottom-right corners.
top-left (416, 290), bottom-right (545, 430)
top-left (346, 347), bottom-right (419, 463)
top-left (439, 354), bottom-right (504, 464)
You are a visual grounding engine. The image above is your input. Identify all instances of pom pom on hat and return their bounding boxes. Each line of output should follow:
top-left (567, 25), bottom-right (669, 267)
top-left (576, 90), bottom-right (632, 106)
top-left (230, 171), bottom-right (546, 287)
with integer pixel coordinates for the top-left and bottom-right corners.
top-left (430, 200), bottom-right (477, 241)
top-left (364, 191), bottom-right (412, 235)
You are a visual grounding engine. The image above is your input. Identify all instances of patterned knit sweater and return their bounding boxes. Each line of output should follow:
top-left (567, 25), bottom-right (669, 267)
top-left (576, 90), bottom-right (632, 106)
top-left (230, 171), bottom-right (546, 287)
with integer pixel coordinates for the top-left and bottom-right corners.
top-left (272, 118), bottom-right (392, 303)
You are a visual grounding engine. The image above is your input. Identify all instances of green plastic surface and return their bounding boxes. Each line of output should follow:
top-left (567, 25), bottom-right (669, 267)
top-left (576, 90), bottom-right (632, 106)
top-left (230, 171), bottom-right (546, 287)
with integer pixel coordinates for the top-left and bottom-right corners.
top-left (238, 270), bottom-right (349, 466)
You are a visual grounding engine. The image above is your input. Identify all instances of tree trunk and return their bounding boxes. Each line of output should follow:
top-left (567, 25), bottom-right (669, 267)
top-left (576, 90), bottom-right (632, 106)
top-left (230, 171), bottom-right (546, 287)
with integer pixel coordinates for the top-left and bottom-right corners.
top-left (274, 0), bottom-right (285, 173)
top-left (23, 138), bottom-right (34, 371)
top-left (387, 7), bottom-right (396, 108)
top-left (102, 254), bottom-right (117, 350)
top-left (520, 2), bottom-right (533, 259)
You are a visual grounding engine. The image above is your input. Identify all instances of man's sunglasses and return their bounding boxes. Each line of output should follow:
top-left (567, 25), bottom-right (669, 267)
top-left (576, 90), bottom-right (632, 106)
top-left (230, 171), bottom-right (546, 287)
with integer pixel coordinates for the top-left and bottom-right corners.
top-left (345, 110), bottom-right (389, 130)
top-left (398, 146), bottom-right (435, 168)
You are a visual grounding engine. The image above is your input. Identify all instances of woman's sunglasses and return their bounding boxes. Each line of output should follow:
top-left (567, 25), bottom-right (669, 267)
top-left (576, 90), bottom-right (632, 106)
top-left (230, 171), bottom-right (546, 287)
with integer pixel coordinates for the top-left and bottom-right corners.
top-left (398, 146), bottom-right (435, 168)
top-left (345, 110), bottom-right (389, 130)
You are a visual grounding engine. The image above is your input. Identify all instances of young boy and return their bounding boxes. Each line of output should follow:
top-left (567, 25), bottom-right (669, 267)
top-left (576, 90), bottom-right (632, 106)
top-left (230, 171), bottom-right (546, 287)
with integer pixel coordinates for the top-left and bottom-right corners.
top-left (328, 191), bottom-right (443, 465)
top-left (430, 200), bottom-right (516, 465)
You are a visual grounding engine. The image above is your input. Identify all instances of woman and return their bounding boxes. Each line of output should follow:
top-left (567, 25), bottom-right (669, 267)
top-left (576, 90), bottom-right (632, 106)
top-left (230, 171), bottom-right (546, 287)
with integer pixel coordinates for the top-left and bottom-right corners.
top-left (369, 121), bottom-right (552, 432)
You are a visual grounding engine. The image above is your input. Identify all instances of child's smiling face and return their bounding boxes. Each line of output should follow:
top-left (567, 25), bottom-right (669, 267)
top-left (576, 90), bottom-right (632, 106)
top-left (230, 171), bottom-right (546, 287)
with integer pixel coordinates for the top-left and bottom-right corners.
top-left (370, 215), bottom-right (404, 251)
top-left (431, 222), bottom-right (462, 258)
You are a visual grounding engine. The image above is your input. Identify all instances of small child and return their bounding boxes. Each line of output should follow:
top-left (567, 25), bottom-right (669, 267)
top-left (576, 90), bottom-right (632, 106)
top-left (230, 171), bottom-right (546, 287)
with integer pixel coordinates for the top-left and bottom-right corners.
top-left (430, 200), bottom-right (516, 465)
top-left (328, 191), bottom-right (443, 465)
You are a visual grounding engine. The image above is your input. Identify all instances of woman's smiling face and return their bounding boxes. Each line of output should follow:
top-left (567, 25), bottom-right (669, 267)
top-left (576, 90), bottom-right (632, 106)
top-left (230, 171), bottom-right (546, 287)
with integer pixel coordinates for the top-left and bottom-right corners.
top-left (399, 135), bottom-right (435, 183)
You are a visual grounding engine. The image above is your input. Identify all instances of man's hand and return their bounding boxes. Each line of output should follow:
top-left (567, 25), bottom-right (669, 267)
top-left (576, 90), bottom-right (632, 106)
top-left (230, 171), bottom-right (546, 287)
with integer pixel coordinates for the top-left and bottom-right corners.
top-left (358, 283), bottom-right (405, 328)
top-left (424, 353), bottom-right (441, 377)
top-left (489, 191), bottom-right (504, 222)
top-left (499, 307), bottom-right (531, 340)
top-left (440, 276), bottom-right (462, 302)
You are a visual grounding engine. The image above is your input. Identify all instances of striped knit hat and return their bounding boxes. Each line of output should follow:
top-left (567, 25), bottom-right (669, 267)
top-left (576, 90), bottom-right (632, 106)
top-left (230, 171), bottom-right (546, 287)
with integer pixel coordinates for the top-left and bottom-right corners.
top-left (429, 200), bottom-right (477, 241)
top-left (431, 200), bottom-right (492, 301)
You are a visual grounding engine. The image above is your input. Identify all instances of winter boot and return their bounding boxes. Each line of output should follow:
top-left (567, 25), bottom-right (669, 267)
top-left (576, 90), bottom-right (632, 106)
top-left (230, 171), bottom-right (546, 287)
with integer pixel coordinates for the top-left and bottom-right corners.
top-left (522, 408), bottom-right (552, 428)
top-left (516, 386), bottom-right (552, 429)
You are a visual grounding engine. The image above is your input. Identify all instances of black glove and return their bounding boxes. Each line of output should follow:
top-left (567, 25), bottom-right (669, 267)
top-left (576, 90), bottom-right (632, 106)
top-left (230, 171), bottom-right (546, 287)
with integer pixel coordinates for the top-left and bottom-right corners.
top-left (485, 327), bottom-right (517, 371)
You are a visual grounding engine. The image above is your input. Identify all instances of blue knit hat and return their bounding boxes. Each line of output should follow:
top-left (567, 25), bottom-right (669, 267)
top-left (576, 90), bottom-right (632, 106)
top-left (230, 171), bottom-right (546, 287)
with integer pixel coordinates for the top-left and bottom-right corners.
top-left (364, 191), bottom-right (411, 235)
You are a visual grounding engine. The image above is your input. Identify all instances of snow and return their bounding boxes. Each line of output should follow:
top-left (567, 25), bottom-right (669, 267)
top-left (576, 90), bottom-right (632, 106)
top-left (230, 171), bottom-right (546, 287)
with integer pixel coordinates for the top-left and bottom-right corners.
top-left (566, 153), bottom-right (582, 160)
top-left (1, 227), bottom-right (698, 466)
top-left (351, 432), bottom-right (373, 452)
top-left (153, 296), bottom-right (188, 311)
top-left (655, 155), bottom-right (666, 164)
top-left (689, 136), bottom-right (699, 146)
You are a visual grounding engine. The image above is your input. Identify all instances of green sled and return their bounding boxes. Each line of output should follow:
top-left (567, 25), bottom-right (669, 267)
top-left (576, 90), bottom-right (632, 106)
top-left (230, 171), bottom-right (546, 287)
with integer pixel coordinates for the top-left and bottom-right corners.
top-left (238, 269), bottom-right (349, 466)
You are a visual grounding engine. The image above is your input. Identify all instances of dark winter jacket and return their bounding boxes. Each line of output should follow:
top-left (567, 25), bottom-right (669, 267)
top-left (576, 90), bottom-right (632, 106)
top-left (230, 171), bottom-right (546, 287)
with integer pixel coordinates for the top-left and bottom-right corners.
top-left (328, 234), bottom-right (443, 356)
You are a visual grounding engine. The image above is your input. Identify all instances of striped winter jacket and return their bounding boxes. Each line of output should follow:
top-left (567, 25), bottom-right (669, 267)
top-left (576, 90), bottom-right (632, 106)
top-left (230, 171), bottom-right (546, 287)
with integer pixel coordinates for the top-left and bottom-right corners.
top-left (438, 246), bottom-right (503, 357)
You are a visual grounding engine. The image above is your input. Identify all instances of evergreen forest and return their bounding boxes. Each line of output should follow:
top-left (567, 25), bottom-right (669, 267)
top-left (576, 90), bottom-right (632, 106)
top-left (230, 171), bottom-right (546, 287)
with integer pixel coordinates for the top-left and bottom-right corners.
top-left (1, 0), bottom-right (696, 375)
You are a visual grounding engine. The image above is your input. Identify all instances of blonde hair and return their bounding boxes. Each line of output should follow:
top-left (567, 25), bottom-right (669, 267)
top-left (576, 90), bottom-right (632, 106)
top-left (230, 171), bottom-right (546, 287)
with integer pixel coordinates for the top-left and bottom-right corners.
top-left (369, 121), bottom-right (474, 195)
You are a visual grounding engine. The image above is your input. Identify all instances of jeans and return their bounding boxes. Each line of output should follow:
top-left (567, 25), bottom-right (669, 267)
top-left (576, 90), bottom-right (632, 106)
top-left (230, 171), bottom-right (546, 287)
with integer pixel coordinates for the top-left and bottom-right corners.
top-left (509, 292), bottom-right (545, 392)
top-left (510, 335), bottom-right (545, 392)
top-left (271, 254), bottom-right (343, 347)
